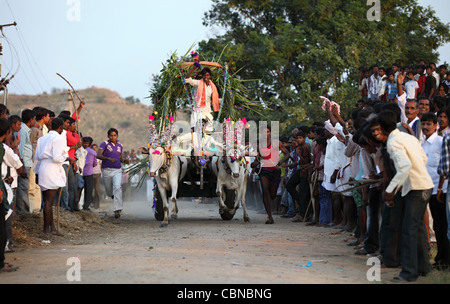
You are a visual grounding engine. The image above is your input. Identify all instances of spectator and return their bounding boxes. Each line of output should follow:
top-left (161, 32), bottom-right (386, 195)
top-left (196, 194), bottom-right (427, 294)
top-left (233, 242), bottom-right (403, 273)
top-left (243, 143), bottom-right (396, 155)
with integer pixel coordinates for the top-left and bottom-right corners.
top-left (421, 112), bottom-right (449, 271)
top-left (34, 117), bottom-right (75, 237)
top-left (91, 144), bottom-right (102, 209)
top-left (368, 65), bottom-right (380, 102)
top-left (81, 137), bottom-right (97, 211)
top-left (405, 71), bottom-right (419, 100)
top-left (378, 67), bottom-right (387, 101)
top-left (29, 107), bottom-right (50, 213)
top-left (286, 131), bottom-right (311, 223)
top-left (437, 108), bottom-right (449, 136)
top-left (0, 118), bottom-right (19, 273)
top-left (424, 65), bottom-right (437, 100)
top-left (379, 110), bottom-right (434, 282)
top-left (385, 73), bottom-right (397, 102)
top-left (66, 117), bottom-right (82, 212)
top-left (416, 65), bottom-right (427, 96)
top-left (430, 62), bottom-right (440, 90)
top-left (418, 97), bottom-right (432, 119)
top-left (17, 109), bottom-right (36, 213)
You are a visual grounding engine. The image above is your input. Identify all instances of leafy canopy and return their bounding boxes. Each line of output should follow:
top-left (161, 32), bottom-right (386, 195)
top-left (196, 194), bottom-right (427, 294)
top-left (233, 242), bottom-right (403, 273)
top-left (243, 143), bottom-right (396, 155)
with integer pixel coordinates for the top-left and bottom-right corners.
top-left (198, 0), bottom-right (450, 134)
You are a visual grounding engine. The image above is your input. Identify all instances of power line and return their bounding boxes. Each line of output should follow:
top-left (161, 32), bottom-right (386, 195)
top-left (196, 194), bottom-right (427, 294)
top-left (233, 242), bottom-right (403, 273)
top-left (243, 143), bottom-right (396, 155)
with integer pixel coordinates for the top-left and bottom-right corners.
top-left (4, 0), bottom-right (52, 93)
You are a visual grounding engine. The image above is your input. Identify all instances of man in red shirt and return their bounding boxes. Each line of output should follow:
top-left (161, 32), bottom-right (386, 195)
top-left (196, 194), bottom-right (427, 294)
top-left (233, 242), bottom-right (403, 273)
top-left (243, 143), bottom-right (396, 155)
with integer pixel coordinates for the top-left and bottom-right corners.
top-left (416, 65), bottom-right (427, 97)
top-left (66, 117), bottom-right (81, 211)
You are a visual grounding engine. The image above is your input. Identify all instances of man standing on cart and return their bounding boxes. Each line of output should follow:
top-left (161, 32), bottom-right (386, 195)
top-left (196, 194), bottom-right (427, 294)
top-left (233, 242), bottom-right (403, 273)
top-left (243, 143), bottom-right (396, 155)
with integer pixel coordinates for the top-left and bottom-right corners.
top-left (185, 59), bottom-right (221, 134)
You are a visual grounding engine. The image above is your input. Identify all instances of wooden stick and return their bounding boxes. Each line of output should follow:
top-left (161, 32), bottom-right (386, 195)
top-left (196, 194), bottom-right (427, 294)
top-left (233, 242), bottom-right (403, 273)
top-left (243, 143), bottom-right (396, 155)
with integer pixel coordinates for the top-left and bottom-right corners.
top-left (56, 165), bottom-right (71, 230)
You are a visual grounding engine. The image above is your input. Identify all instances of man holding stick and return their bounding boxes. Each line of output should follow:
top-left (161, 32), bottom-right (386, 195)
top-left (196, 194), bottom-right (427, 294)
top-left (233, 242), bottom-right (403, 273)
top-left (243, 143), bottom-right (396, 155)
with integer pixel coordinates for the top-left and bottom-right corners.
top-left (34, 118), bottom-right (75, 236)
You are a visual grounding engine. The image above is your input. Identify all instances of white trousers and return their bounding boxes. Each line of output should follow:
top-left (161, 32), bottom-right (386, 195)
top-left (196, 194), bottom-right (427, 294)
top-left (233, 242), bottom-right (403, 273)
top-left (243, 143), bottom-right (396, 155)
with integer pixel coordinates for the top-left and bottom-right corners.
top-left (102, 168), bottom-right (123, 212)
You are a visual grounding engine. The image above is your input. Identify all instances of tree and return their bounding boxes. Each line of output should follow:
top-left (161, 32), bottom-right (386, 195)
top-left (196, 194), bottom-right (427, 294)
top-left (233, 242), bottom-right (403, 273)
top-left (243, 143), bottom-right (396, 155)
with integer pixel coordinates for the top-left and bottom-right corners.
top-left (199, 0), bottom-right (450, 134)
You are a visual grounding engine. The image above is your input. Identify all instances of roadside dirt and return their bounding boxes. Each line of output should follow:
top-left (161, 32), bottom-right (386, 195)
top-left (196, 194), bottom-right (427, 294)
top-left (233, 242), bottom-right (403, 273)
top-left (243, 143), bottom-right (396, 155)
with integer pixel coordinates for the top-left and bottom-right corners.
top-left (1, 190), bottom-right (448, 285)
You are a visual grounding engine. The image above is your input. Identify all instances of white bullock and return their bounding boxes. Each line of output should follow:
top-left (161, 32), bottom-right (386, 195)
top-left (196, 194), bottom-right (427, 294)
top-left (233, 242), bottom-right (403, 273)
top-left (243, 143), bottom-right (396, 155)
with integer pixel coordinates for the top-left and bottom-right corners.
top-left (148, 146), bottom-right (187, 227)
top-left (213, 145), bottom-right (250, 222)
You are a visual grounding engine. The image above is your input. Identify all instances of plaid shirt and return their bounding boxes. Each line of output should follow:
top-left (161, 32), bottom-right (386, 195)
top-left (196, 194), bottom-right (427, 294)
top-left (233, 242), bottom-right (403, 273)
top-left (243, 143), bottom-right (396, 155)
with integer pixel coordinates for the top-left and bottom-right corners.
top-left (438, 133), bottom-right (450, 178)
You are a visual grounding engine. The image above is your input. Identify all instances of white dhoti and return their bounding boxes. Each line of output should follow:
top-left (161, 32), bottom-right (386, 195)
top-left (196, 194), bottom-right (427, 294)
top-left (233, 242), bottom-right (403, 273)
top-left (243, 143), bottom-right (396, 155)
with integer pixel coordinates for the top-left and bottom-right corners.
top-left (190, 108), bottom-right (214, 133)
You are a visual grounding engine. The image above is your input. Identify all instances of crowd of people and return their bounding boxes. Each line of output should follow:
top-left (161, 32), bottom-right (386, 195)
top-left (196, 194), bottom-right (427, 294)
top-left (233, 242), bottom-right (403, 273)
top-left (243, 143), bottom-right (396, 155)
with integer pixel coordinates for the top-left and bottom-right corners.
top-left (0, 100), bottom-right (141, 273)
top-left (250, 60), bottom-right (449, 282)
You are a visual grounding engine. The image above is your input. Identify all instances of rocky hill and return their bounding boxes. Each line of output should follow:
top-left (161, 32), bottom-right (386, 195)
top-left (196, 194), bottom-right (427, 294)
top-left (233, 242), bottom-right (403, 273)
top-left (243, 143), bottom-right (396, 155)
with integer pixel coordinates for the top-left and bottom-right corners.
top-left (4, 87), bottom-right (188, 151)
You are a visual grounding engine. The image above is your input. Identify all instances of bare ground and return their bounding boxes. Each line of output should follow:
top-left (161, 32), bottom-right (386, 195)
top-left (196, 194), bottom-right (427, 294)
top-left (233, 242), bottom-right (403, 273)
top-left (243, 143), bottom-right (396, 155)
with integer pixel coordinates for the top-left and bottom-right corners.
top-left (1, 190), bottom-right (448, 285)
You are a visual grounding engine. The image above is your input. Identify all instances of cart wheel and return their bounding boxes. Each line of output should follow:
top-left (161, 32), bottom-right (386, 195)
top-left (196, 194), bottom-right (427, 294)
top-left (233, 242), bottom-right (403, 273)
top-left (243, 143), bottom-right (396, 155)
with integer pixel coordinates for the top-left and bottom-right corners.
top-left (220, 189), bottom-right (236, 221)
top-left (154, 187), bottom-right (164, 221)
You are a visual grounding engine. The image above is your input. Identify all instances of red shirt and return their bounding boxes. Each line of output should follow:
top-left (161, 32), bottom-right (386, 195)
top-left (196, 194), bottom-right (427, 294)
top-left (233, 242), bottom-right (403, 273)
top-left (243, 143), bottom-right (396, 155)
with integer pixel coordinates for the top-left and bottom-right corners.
top-left (66, 131), bottom-right (79, 159)
top-left (418, 74), bottom-right (426, 94)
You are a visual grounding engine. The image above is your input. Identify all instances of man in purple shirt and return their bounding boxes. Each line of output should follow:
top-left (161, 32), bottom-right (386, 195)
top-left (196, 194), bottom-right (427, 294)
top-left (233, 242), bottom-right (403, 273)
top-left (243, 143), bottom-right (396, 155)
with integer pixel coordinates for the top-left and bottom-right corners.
top-left (82, 137), bottom-right (97, 211)
top-left (97, 128), bottom-right (127, 218)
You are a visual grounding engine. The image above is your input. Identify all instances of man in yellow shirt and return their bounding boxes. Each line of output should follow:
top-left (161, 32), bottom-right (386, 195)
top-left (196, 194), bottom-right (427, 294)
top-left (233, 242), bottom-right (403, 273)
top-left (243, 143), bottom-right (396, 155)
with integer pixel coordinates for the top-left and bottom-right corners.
top-left (378, 110), bottom-right (434, 282)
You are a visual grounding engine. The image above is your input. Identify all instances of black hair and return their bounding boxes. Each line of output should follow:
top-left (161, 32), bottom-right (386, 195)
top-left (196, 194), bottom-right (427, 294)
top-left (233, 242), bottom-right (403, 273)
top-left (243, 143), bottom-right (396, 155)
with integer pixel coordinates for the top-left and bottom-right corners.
top-left (316, 136), bottom-right (327, 148)
top-left (360, 121), bottom-right (378, 144)
top-left (83, 136), bottom-right (93, 145)
top-left (59, 110), bottom-right (71, 117)
top-left (58, 113), bottom-right (70, 122)
top-left (21, 109), bottom-right (36, 124)
top-left (312, 121), bottom-right (325, 128)
top-left (0, 104), bottom-right (8, 116)
top-left (378, 110), bottom-right (398, 133)
top-left (51, 117), bottom-right (64, 131)
top-left (352, 129), bottom-right (365, 146)
top-left (295, 131), bottom-right (306, 138)
top-left (200, 67), bottom-right (212, 76)
top-left (381, 103), bottom-right (401, 123)
top-left (33, 107), bottom-right (49, 121)
top-left (107, 128), bottom-right (119, 136)
top-left (437, 107), bottom-right (447, 117)
top-left (8, 115), bottom-right (21, 125)
top-left (420, 112), bottom-right (437, 124)
top-left (68, 117), bottom-right (76, 125)
top-left (0, 118), bottom-right (11, 137)
top-left (433, 96), bottom-right (446, 111)
top-left (298, 126), bottom-right (310, 133)
top-left (314, 127), bottom-right (326, 138)
top-left (48, 110), bottom-right (56, 118)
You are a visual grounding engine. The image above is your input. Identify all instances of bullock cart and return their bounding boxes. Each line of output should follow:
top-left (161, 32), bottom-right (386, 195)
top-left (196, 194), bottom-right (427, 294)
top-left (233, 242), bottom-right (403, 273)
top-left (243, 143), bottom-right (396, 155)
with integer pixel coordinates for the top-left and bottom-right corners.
top-left (130, 47), bottom-right (262, 226)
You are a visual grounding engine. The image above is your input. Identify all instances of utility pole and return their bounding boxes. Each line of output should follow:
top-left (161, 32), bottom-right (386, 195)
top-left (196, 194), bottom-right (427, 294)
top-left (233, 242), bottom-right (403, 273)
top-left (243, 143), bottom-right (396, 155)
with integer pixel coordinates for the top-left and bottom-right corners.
top-left (0, 21), bottom-right (18, 106)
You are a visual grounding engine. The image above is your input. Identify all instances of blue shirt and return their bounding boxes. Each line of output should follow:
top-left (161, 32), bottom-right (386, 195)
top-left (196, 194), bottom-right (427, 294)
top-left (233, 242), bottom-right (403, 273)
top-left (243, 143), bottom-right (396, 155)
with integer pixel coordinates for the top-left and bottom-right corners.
top-left (385, 82), bottom-right (398, 99)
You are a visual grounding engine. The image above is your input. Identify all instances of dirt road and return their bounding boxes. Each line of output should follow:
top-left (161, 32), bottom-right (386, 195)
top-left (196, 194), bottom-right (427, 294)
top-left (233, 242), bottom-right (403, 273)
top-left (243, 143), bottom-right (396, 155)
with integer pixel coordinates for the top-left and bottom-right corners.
top-left (0, 193), bottom-right (444, 285)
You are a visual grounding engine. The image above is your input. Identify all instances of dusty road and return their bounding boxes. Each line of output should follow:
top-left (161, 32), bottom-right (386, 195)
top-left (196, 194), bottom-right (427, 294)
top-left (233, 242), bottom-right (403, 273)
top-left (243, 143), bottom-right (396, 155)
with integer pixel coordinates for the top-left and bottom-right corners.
top-left (0, 191), bottom-right (444, 285)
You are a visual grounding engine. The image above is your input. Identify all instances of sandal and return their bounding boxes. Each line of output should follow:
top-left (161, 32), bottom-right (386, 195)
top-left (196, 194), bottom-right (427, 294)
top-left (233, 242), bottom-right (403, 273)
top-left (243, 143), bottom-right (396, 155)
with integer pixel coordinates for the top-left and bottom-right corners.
top-left (0, 264), bottom-right (19, 273)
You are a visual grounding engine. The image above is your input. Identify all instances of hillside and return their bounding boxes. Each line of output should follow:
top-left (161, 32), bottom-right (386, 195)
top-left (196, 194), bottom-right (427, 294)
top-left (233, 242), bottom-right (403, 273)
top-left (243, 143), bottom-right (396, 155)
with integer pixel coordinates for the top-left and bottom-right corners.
top-left (4, 87), bottom-right (188, 151)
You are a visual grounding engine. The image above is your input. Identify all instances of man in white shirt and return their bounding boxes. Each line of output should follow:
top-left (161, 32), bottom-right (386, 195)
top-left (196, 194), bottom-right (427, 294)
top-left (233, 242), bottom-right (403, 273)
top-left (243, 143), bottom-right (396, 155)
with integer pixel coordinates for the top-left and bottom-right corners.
top-left (34, 117), bottom-right (73, 237)
top-left (379, 110), bottom-right (434, 282)
top-left (421, 113), bottom-right (450, 270)
top-left (322, 122), bottom-right (348, 226)
top-left (368, 65), bottom-right (380, 102)
top-left (377, 67), bottom-right (387, 101)
top-left (431, 62), bottom-right (440, 90)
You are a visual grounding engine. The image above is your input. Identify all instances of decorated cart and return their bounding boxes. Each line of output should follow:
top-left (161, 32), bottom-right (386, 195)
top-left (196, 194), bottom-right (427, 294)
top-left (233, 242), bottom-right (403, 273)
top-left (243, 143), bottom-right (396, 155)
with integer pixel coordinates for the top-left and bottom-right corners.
top-left (128, 47), bottom-right (262, 225)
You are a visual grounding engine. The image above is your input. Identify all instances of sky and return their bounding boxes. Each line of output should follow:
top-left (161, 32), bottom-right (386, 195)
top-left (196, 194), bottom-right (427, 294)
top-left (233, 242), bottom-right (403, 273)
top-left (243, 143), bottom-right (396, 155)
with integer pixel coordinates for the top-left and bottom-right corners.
top-left (0, 0), bottom-right (449, 105)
